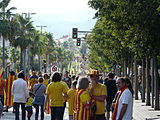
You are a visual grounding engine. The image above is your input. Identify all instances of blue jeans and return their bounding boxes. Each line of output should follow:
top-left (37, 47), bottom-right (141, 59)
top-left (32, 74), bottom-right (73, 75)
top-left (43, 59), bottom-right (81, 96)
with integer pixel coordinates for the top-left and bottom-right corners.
top-left (14, 102), bottom-right (26, 120)
top-left (34, 104), bottom-right (44, 120)
top-left (50, 107), bottom-right (64, 120)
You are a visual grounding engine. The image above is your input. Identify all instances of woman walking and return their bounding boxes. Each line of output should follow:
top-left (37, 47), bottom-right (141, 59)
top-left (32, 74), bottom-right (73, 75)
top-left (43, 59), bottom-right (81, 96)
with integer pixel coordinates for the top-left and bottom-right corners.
top-left (32, 77), bottom-right (46, 120)
top-left (46, 72), bottom-right (68, 120)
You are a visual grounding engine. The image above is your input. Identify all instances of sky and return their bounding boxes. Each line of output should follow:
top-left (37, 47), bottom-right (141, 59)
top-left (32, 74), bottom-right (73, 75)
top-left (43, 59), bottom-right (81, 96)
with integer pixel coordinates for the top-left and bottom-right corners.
top-left (8, 0), bottom-right (97, 39)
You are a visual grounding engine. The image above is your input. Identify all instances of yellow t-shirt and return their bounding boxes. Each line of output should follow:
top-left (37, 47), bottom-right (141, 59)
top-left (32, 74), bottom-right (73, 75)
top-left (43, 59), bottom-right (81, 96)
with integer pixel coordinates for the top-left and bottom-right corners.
top-left (43, 79), bottom-right (49, 87)
top-left (46, 81), bottom-right (68, 107)
top-left (67, 88), bottom-right (76, 115)
top-left (90, 83), bottom-right (107, 115)
top-left (26, 97), bottom-right (34, 106)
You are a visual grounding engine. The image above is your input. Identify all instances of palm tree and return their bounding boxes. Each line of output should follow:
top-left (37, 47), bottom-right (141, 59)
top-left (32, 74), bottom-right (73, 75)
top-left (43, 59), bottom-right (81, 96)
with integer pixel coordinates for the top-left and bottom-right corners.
top-left (0, 0), bottom-right (16, 78)
top-left (9, 14), bottom-right (35, 70)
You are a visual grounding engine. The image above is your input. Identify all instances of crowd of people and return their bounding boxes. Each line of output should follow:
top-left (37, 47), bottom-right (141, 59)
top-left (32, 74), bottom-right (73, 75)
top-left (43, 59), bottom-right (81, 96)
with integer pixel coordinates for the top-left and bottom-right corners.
top-left (0, 69), bottom-right (133, 120)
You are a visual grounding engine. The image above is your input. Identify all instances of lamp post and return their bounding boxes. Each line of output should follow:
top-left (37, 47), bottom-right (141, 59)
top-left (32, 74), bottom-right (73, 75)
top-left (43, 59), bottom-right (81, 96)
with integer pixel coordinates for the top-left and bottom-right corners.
top-left (22, 13), bottom-right (36, 76)
top-left (22, 13), bottom-right (36, 18)
top-left (36, 25), bottom-right (47, 34)
top-left (36, 25), bottom-right (47, 72)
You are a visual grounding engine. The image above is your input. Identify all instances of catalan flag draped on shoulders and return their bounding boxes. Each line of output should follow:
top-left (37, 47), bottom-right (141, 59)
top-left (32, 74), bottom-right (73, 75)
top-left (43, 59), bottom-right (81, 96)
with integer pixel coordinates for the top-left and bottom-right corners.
top-left (0, 67), bottom-right (5, 103)
top-left (5, 71), bottom-right (17, 107)
top-left (112, 85), bottom-right (128, 120)
top-left (73, 89), bottom-right (91, 120)
top-left (28, 71), bottom-right (38, 90)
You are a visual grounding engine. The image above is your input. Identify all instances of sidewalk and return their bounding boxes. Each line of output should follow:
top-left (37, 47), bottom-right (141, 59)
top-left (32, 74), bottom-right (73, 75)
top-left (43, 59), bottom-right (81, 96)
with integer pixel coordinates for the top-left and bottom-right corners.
top-left (133, 99), bottom-right (160, 120)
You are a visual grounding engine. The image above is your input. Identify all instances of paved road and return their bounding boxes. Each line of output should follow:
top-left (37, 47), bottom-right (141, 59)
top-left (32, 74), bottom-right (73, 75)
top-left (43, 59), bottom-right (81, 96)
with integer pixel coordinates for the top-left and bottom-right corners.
top-left (1, 99), bottom-right (160, 120)
top-left (1, 106), bottom-right (69, 120)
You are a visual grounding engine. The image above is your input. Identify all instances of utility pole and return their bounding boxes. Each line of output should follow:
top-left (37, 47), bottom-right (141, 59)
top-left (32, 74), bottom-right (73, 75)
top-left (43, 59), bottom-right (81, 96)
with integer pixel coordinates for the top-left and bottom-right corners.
top-left (36, 25), bottom-right (47, 72)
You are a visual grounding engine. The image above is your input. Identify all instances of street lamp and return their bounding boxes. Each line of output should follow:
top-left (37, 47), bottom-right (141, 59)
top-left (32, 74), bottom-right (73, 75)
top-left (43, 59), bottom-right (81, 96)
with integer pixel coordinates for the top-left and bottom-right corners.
top-left (22, 13), bottom-right (36, 76)
top-left (22, 13), bottom-right (36, 18)
top-left (36, 25), bottom-right (47, 34)
top-left (36, 25), bottom-right (47, 72)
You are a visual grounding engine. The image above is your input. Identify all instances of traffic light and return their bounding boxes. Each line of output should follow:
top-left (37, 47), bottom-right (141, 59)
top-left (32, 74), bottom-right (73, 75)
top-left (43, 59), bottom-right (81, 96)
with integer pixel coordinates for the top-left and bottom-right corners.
top-left (72, 28), bottom-right (78, 39)
top-left (77, 38), bottom-right (81, 46)
top-left (118, 64), bottom-right (122, 69)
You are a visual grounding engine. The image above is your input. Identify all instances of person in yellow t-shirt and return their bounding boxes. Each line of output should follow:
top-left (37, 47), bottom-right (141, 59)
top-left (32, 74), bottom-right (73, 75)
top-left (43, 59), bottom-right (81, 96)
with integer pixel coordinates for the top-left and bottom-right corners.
top-left (46, 72), bottom-right (68, 120)
top-left (67, 80), bottom-right (77, 120)
top-left (42, 73), bottom-right (50, 114)
top-left (88, 70), bottom-right (107, 120)
top-left (25, 92), bottom-right (34, 120)
top-left (43, 73), bottom-right (50, 87)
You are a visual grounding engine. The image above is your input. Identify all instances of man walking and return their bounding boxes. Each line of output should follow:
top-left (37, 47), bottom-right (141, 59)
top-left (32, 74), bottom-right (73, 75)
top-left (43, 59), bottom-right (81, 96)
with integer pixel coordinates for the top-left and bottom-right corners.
top-left (104, 72), bottom-right (117, 120)
top-left (12, 72), bottom-right (29, 120)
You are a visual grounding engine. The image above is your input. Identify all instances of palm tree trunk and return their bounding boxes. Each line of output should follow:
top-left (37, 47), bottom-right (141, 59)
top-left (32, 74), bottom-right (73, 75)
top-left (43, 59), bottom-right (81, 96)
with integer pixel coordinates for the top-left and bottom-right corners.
top-left (30, 55), bottom-right (34, 70)
top-left (20, 47), bottom-right (24, 70)
top-left (2, 36), bottom-right (6, 79)
top-left (27, 47), bottom-right (31, 77)
top-left (23, 49), bottom-right (26, 75)
top-left (38, 55), bottom-right (41, 72)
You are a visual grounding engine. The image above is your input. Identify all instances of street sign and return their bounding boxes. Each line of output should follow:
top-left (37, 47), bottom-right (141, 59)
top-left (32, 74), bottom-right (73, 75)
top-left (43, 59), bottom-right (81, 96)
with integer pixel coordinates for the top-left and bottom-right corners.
top-left (51, 65), bottom-right (57, 72)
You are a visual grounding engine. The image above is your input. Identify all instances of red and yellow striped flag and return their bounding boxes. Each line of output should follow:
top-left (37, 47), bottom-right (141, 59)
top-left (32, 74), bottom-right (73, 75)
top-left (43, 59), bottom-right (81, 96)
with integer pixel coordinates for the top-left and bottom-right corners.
top-left (0, 67), bottom-right (4, 86)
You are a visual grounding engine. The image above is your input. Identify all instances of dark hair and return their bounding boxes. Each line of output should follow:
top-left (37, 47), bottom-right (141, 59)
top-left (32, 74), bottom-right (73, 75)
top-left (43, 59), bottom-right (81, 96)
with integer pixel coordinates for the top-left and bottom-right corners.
top-left (104, 77), bottom-right (109, 83)
top-left (124, 77), bottom-right (134, 96)
top-left (72, 75), bottom-right (76, 80)
top-left (10, 71), bottom-right (15, 76)
top-left (38, 77), bottom-right (44, 83)
top-left (43, 73), bottom-right (49, 79)
top-left (118, 77), bottom-right (126, 83)
top-left (107, 72), bottom-right (115, 79)
top-left (18, 72), bottom-right (25, 79)
top-left (52, 72), bottom-right (61, 82)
